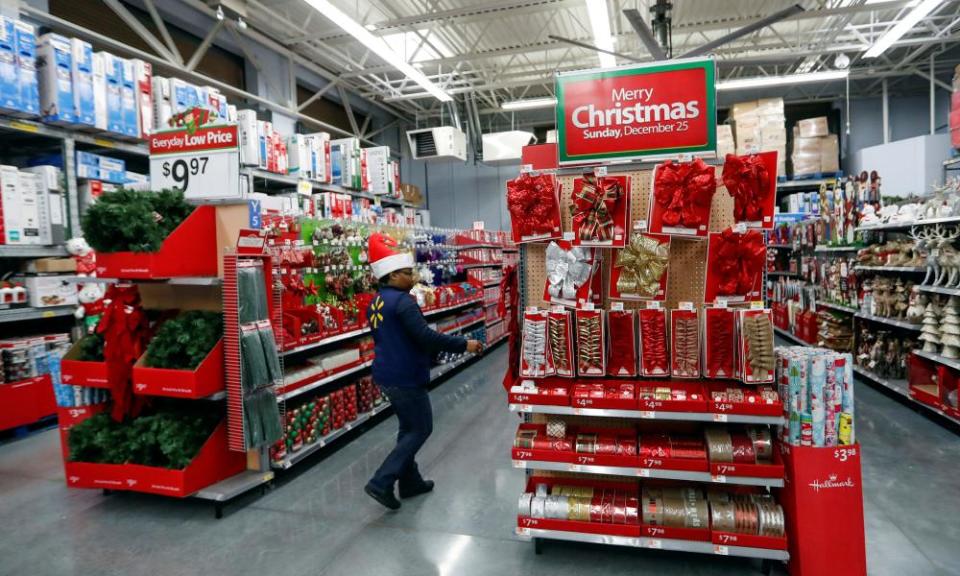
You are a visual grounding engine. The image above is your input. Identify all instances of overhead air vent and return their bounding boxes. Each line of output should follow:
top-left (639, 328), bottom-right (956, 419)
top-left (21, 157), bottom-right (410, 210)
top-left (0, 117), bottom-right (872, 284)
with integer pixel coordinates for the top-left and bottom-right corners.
top-left (406, 127), bottom-right (466, 161)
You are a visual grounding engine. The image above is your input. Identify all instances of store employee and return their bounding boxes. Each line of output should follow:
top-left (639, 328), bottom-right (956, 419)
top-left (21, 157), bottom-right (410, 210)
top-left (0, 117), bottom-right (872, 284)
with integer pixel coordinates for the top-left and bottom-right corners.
top-left (363, 233), bottom-right (483, 510)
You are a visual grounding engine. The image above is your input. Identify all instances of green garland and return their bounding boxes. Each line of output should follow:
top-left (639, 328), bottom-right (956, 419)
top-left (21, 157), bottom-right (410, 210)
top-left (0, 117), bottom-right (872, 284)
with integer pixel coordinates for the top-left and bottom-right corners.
top-left (81, 188), bottom-right (193, 253)
top-left (76, 333), bottom-right (104, 362)
top-left (68, 411), bottom-right (219, 469)
top-left (145, 310), bottom-right (223, 370)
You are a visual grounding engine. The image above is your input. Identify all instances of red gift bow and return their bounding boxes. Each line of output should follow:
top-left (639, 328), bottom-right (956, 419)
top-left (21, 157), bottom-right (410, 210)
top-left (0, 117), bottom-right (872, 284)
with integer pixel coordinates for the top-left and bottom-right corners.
top-left (714, 228), bottom-right (767, 296)
top-left (505, 173), bottom-right (560, 238)
top-left (97, 284), bottom-right (150, 421)
top-left (653, 158), bottom-right (716, 228)
top-left (721, 153), bottom-right (771, 223)
top-left (572, 174), bottom-right (622, 241)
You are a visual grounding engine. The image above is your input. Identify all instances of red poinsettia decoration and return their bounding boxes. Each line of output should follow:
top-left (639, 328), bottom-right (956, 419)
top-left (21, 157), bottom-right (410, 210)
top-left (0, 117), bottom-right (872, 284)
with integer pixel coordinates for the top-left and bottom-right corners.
top-left (721, 153), bottom-right (771, 223)
top-left (653, 158), bottom-right (717, 228)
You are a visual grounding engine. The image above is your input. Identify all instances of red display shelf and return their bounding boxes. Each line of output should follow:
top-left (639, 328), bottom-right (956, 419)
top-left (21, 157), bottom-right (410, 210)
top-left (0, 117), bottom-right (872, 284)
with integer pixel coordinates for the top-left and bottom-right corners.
top-left (132, 340), bottom-right (225, 399)
top-left (60, 338), bottom-right (109, 389)
top-left (63, 421), bottom-right (246, 498)
top-left (276, 358), bottom-right (371, 400)
top-left (0, 374), bottom-right (56, 431)
top-left (95, 205), bottom-right (220, 279)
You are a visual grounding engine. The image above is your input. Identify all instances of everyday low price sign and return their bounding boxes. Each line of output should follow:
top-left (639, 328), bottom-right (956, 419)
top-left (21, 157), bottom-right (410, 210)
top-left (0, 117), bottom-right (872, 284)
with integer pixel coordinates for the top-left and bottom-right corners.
top-left (149, 124), bottom-right (243, 200)
top-left (556, 58), bottom-right (716, 164)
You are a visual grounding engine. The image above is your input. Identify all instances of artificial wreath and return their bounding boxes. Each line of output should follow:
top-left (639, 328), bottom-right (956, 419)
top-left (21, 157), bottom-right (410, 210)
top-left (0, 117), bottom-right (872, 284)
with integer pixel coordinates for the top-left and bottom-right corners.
top-left (81, 188), bottom-right (193, 253)
top-left (145, 310), bottom-right (223, 370)
top-left (76, 333), bottom-right (105, 362)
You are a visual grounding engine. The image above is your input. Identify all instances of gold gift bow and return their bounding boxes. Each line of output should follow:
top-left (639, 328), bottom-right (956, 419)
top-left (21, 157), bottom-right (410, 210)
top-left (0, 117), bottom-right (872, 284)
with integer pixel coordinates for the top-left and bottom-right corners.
top-left (615, 234), bottom-right (670, 297)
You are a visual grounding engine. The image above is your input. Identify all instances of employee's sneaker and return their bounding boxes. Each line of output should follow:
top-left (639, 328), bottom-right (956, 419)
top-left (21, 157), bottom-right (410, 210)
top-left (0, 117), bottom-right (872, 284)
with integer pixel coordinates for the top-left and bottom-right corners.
top-left (365, 483), bottom-right (401, 510)
top-left (399, 480), bottom-right (435, 499)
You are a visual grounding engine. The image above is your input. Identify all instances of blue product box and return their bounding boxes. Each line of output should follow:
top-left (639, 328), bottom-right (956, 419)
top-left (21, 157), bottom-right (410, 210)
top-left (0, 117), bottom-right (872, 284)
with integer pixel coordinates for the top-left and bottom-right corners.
top-left (119, 58), bottom-right (137, 137)
top-left (70, 38), bottom-right (94, 126)
top-left (14, 20), bottom-right (37, 116)
top-left (331, 144), bottom-right (342, 186)
top-left (0, 17), bottom-right (19, 112)
top-left (103, 53), bottom-right (123, 133)
top-left (37, 33), bottom-right (75, 124)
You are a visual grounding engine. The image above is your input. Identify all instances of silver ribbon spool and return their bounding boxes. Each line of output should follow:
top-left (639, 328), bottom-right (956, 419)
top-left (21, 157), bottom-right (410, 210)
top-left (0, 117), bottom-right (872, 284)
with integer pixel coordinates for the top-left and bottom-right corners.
top-left (518, 493), bottom-right (533, 517)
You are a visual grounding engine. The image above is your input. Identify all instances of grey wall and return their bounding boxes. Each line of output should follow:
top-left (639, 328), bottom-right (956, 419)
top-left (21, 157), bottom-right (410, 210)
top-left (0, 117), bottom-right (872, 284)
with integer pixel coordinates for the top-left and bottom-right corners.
top-left (840, 91), bottom-right (951, 172)
top-left (408, 151), bottom-right (515, 231)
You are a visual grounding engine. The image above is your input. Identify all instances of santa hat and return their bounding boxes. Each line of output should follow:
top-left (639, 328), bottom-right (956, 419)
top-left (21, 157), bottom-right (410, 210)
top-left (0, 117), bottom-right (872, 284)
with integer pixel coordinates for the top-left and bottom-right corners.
top-left (368, 233), bottom-right (414, 279)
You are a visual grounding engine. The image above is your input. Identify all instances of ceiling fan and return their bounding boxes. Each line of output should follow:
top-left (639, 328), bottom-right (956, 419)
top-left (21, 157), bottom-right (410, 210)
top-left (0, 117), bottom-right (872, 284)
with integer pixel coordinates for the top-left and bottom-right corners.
top-left (550, 1), bottom-right (805, 66)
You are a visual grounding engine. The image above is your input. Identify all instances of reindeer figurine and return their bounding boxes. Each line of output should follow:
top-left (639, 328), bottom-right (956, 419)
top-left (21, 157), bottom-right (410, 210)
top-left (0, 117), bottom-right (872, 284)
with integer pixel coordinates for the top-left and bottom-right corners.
top-left (912, 226), bottom-right (940, 286)
top-left (933, 224), bottom-right (960, 287)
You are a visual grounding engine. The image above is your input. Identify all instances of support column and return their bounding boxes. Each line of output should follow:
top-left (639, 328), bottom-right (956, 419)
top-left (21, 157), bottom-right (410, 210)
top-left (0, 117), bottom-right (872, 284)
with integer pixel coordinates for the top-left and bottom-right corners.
top-left (882, 79), bottom-right (890, 144)
top-left (930, 52), bottom-right (936, 135)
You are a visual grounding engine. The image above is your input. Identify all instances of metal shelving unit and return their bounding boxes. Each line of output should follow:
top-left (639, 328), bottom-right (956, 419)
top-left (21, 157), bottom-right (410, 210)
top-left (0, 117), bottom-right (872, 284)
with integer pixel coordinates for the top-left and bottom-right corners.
top-left (277, 360), bottom-right (374, 402)
top-left (766, 270), bottom-right (799, 277)
top-left (0, 245), bottom-right (69, 258)
top-left (813, 245), bottom-right (861, 253)
top-left (773, 326), bottom-right (807, 346)
top-left (818, 301), bottom-right (858, 314)
top-left (854, 312), bottom-right (921, 331)
top-left (912, 349), bottom-right (960, 371)
top-left (515, 527), bottom-right (789, 561)
top-left (0, 306), bottom-right (75, 324)
top-left (281, 327), bottom-right (371, 357)
top-left (853, 265), bottom-right (925, 273)
top-left (508, 403), bottom-right (784, 426)
top-left (273, 401), bottom-right (393, 469)
top-left (916, 285), bottom-right (960, 296)
top-left (242, 167), bottom-right (417, 208)
top-left (855, 215), bottom-right (960, 232)
top-left (512, 459), bottom-right (784, 487)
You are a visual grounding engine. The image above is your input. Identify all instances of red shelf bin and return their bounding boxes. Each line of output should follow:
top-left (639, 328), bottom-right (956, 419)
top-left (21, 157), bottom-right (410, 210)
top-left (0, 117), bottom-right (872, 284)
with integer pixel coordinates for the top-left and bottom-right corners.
top-left (709, 442), bottom-right (785, 479)
top-left (132, 340), bottom-right (225, 399)
top-left (908, 353), bottom-right (942, 410)
top-left (571, 380), bottom-right (641, 411)
top-left (711, 531), bottom-right (788, 551)
top-left (635, 380), bottom-right (708, 413)
top-left (517, 475), bottom-right (641, 538)
top-left (60, 339), bottom-right (110, 389)
top-left (63, 421), bottom-right (246, 497)
top-left (641, 524), bottom-right (711, 542)
top-left (509, 378), bottom-right (571, 407)
top-left (0, 374), bottom-right (56, 431)
top-left (95, 205), bottom-right (220, 279)
top-left (704, 382), bottom-right (783, 417)
top-left (57, 403), bottom-right (108, 459)
top-left (937, 366), bottom-right (960, 419)
top-left (276, 356), bottom-right (368, 398)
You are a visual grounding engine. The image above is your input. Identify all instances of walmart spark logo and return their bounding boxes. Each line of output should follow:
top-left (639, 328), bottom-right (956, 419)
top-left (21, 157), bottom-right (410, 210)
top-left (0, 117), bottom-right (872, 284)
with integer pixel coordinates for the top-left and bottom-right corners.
top-left (370, 296), bottom-right (385, 328)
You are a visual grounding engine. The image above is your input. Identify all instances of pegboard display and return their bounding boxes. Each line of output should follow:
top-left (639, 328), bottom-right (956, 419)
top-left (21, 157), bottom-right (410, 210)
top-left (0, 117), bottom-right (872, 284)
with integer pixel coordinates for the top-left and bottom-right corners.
top-left (524, 168), bottom-right (737, 310)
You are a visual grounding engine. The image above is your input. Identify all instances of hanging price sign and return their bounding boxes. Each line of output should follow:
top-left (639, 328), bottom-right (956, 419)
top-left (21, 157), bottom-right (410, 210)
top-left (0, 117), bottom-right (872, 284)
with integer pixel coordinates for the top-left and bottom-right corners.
top-left (149, 124), bottom-right (243, 200)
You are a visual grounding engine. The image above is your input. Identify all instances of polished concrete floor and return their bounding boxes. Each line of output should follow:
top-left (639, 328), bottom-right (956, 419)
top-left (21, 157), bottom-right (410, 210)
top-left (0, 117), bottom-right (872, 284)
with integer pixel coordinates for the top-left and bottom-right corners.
top-left (1, 344), bottom-right (959, 576)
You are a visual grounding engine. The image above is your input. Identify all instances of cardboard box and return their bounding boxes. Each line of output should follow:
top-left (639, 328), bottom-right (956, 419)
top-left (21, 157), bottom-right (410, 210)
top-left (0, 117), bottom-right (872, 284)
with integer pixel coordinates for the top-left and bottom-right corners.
top-left (731, 101), bottom-right (758, 118)
top-left (101, 52), bottom-right (123, 133)
top-left (16, 171), bottom-right (42, 245)
top-left (820, 134), bottom-right (839, 173)
top-left (70, 38), bottom-right (95, 127)
top-left (0, 17), bottom-right (18, 113)
top-left (205, 87), bottom-right (227, 119)
top-left (717, 124), bottom-right (735, 157)
top-left (14, 20), bottom-right (38, 117)
top-left (79, 179), bottom-right (119, 209)
top-left (23, 257), bottom-right (76, 273)
top-left (91, 52), bottom-right (107, 130)
top-left (305, 132), bottom-right (331, 183)
top-left (133, 59), bottom-right (153, 136)
top-left (26, 165), bottom-right (66, 244)
top-left (332, 137), bottom-right (361, 189)
top-left (37, 33), bottom-right (75, 124)
top-left (24, 276), bottom-right (78, 308)
top-left (0, 165), bottom-right (21, 244)
top-left (756, 97), bottom-right (784, 116)
top-left (151, 75), bottom-right (171, 130)
top-left (798, 116), bottom-right (829, 138)
top-left (119, 58), bottom-right (139, 138)
top-left (286, 134), bottom-right (308, 178)
top-left (364, 146), bottom-right (391, 196)
top-left (237, 109), bottom-right (258, 166)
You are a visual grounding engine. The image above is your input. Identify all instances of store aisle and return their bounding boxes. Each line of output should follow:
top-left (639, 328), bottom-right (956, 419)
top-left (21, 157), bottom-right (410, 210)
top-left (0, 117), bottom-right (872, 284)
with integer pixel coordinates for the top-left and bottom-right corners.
top-left (0, 345), bottom-right (957, 576)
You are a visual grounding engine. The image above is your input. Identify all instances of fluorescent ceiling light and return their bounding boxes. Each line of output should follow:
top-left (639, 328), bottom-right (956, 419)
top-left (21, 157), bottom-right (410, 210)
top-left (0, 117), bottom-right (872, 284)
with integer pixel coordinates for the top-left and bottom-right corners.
top-left (501, 97), bottom-right (557, 111)
top-left (585, 0), bottom-right (616, 68)
top-left (864, 0), bottom-right (944, 58)
top-left (302, 0), bottom-right (452, 102)
top-left (716, 70), bottom-right (849, 91)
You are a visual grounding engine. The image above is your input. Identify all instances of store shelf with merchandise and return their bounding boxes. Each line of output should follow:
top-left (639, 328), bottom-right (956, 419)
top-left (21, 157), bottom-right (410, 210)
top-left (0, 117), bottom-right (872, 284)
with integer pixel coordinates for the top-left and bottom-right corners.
top-left (242, 167), bottom-right (417, 209)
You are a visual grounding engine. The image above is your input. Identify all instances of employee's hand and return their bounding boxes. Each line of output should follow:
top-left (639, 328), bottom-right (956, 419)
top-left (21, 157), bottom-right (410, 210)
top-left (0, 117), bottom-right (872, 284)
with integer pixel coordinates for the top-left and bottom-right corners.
top-left (466, 339), bottom-right (483, 354)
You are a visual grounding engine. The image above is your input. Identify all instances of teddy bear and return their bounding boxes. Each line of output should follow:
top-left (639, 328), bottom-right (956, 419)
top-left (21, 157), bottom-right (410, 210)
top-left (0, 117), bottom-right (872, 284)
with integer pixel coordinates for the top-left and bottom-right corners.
top-left (66, 237), bottom-right (96, 276)
top-left (75, 282), bottom-right (105, 334)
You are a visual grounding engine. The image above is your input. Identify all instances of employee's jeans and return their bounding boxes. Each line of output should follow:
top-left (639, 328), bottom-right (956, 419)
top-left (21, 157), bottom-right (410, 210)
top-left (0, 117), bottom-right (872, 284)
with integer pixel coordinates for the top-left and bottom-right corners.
top-left (368, 385), bottom-right (432, 493)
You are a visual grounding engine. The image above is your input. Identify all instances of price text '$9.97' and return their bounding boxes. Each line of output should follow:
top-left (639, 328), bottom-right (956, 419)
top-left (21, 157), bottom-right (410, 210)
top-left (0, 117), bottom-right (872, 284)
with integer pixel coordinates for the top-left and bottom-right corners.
top-left (161, 157), bottom-right (209, 191)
